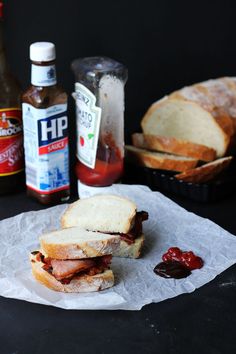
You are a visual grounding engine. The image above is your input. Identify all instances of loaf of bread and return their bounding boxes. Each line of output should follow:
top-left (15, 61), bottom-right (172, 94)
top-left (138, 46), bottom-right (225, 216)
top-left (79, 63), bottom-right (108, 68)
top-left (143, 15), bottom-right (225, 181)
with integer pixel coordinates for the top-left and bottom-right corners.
top-left (132, 133), bottom-right (216, 162)
top-left (141, 77), bottom-right (236, 157)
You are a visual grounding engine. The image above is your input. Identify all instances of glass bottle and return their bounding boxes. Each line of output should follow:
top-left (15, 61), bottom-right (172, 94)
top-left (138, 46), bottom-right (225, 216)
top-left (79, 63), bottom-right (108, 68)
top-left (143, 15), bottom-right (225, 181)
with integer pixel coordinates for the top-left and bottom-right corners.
top-left (71, 56), bottom-right (128, 195)
top-left (22, 42), bottom-right (70, 204)
top-left (0, 1), bottom-right (24, 194)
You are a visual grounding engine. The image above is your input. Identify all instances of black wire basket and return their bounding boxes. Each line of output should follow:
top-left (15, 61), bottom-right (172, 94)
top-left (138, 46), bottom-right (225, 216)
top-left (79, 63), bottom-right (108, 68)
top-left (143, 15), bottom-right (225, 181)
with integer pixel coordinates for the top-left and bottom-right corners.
top-left (124, 160), bottom-right (236, 202)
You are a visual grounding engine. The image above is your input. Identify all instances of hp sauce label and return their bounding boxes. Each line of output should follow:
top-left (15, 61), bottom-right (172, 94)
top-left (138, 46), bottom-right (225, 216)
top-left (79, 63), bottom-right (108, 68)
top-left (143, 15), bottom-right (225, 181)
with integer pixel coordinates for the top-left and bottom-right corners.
top-left (22, 103), bottom-right (69, 194)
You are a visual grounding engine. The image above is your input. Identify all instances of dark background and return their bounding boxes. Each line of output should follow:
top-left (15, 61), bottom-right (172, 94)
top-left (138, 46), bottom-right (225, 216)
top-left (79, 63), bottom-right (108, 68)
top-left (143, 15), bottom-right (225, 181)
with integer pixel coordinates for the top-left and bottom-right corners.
top-left (4, 0), bottom-right (236, 139)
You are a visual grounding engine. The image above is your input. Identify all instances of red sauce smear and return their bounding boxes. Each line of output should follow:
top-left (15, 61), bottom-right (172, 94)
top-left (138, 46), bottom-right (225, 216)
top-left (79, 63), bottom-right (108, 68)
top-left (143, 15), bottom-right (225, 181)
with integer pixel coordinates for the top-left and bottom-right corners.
top-left (154, 247), bottom-right (204, 279)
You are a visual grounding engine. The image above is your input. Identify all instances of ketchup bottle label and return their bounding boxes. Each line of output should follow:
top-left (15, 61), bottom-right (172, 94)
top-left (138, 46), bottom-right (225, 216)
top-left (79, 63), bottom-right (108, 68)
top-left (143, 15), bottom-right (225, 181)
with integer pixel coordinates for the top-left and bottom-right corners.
top-left (0, 108), bottom-right (24, 176)
top-left (22, 103), bottom-right (69, 194)
top-left (73, 83), bottom-right (101, 169)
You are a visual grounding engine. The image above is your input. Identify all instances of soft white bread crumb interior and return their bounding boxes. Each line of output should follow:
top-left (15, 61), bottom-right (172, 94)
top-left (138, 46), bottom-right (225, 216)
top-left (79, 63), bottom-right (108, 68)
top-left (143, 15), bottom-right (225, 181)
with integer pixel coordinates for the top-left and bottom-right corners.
top-left (39, 227), bottom-right (120, 260)
top-left (61, 194), bottom-right (137, 233)
top-left (113, 234), bottom-right (145, 258)
top-left (141, 99), bottom-right (228, 157)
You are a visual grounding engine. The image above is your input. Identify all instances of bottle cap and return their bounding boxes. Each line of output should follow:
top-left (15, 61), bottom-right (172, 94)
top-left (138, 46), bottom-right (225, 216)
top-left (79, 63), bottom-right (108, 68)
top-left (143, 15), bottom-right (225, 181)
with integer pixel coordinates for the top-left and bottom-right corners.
top-left (30, 42), bottom-right (56, 62)
top-left (0, 2), bottom-right (3, 18)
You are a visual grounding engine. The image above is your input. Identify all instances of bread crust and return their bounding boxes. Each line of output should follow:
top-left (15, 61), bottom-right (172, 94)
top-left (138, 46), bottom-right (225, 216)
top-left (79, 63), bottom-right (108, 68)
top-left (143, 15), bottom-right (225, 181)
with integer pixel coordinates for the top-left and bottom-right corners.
top-left (132, 133), bottom-right (216, 162)
top-left (30, 255), bottom-right (114, 293)
top-left (125, 145), bottom-right (198, 172)
top-left (175, 156), bottom-right (233, 183)
top-left (113, 234), bottom-right (145, 259)
top-left (40, 230), bottom-right (120, 260)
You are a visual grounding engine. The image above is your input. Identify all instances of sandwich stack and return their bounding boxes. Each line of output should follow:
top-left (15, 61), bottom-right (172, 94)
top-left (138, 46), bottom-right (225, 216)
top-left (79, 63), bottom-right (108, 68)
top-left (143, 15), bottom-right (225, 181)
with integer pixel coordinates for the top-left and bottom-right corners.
top-left (30, 194), bottom-right (149, 293)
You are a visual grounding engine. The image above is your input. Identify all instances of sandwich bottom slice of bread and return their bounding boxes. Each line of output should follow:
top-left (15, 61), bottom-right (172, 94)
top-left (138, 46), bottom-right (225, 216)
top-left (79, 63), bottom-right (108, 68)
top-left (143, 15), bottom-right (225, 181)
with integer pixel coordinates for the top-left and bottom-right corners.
top-left (125, 145), bottom-right (198, 172)
top-left (31, 253), bottom-right (114, 293)
top-left (30, 228), bottom-right (119, 293)
top-left (175, 156), bottom-right (233, 183)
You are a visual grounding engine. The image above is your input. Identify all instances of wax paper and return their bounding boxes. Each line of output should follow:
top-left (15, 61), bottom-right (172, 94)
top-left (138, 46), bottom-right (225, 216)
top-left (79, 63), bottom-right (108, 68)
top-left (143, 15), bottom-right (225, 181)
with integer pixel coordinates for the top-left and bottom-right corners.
top-left (0, 184), bottom-right (236, 310)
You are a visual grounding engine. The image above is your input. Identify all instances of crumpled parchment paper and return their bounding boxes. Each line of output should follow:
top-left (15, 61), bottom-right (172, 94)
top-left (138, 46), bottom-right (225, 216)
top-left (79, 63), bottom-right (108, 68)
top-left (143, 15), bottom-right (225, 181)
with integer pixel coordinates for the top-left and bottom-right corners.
top-left (0, 184), bottom-right (236, 310)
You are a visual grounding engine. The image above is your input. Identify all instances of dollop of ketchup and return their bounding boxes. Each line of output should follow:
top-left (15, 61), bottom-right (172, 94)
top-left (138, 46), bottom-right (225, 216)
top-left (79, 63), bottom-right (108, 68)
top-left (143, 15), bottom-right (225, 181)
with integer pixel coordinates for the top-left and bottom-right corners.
top-left (76, 133), bottom-right (123, 186)
top-left (154, 247), bottom-right (204, 279)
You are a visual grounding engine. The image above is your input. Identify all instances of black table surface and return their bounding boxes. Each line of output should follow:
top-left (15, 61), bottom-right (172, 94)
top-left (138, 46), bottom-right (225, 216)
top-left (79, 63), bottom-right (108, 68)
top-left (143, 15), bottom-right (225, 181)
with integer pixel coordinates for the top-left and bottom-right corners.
top-left (1, 188), bottom-right (236, 354)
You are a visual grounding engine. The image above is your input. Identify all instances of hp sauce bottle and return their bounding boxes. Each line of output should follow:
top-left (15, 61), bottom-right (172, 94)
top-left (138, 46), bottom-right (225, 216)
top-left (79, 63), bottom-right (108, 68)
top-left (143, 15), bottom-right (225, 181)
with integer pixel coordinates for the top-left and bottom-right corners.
top-left (22, 42), bottom-right (70, 204)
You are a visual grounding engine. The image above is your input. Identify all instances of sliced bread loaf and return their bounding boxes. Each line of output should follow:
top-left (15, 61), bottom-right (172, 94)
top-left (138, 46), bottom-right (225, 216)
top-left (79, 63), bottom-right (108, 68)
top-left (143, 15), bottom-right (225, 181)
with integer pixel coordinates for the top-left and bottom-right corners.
top-left (141, 77), bottom-right (236, 157)
top-left (141, 98), bottom-right (229, 158)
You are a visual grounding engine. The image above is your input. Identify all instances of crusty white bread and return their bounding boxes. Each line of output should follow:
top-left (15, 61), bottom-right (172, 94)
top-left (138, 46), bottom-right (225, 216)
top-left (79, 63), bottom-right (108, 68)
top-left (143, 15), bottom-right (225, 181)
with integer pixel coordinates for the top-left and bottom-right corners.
top-left (141, 98), bottom-right (229, 158)
top-left (132, 133), bottom-right (216, 162)
top-left (170, 77), bottom-right (236, 139)
top-left (175, 156), bottom-right (233, 183)
top-left (113, 234), bottom-right (144, 259)
top-left (61, 194), bottom-right (137, 233)
top-left (141, 77), bottom-right (236, 157)
top-left (125, 145), bottom-right (198, 172)
top-left (30, 254), bottom-right (114, 293)
top-left (39, 228), bottom-right (120, 260)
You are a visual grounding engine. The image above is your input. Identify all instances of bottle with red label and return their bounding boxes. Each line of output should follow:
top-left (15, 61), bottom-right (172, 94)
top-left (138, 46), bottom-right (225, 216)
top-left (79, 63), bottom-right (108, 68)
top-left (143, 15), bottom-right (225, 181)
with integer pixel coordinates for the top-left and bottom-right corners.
top-left (0, 1), bottom-right (24, 194)
top-left (71, 57), bottom-right (128, 196)
top-left (22, 42), bottom-right (70, 204)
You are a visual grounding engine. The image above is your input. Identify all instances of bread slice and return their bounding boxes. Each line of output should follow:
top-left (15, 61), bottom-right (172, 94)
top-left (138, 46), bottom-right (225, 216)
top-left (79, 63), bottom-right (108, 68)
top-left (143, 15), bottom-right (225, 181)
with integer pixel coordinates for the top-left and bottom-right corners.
top-left (132, 133), bottom-right (216, 162)
top-left (113, 234), bottom-right (144, 259)
top-left (141, 98), bottom-right (229, 157)
top-left (61, 194), bottom-right (137, 233)
top-left (39, 228), bottom-right (120, 260)
top-left (125, 145), bottom-right (198, 172)
top-left (30, 254), bottom-right (114, 293)
top-left (175, 156), bottom-right (233, 183)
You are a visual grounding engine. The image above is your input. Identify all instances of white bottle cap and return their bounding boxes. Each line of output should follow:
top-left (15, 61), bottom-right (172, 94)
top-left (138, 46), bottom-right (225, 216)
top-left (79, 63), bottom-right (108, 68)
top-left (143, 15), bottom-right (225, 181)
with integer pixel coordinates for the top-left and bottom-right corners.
top-left (30, 42), bottom-right (56, 62)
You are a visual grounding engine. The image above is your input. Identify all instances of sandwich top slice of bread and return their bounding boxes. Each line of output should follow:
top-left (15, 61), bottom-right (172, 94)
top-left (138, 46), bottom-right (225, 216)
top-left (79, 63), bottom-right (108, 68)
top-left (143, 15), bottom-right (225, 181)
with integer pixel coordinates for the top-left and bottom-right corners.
top-left (132, 133), bottom-right (216, 162)
top-left (39, 227), bottom-right (120, 260)
top-left (125, 145), bottom-right (199, 172)
top-left (61, 194), bottom-right (137, 234)
top-left (30, 253), bottom-right (114, 293)
top-left (61, 195), bottom-right (148, 259)
top-left (175, 156), bottom-right (233, 183)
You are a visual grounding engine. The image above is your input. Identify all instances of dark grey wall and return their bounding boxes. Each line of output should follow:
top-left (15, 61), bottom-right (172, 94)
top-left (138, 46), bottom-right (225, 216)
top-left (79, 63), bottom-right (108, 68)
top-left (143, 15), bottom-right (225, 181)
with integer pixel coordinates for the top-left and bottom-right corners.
top-left (3, 0), bottom-right (236, 138)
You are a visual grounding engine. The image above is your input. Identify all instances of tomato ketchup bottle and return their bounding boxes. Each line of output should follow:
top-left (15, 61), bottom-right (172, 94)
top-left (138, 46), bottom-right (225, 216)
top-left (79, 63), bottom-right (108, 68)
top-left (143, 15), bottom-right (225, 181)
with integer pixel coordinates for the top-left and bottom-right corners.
top-left (22, 42), bottom-right (70, 204)
top-left (71, 57), bottom-right (128, 196)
